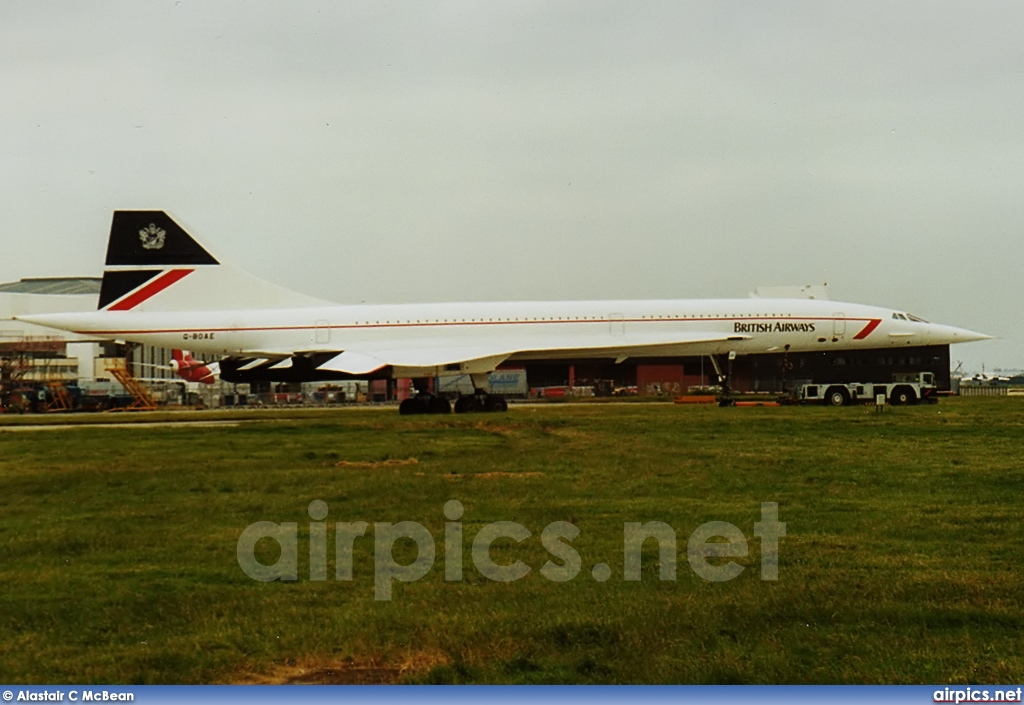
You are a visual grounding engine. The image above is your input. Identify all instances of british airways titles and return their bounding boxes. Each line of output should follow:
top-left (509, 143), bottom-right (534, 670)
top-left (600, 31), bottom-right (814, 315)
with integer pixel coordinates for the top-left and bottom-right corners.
top-left (734, 321), bottom-right (817, 334)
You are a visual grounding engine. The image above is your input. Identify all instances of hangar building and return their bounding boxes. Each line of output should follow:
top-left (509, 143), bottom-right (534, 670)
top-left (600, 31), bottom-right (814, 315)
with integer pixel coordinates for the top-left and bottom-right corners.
top-left (513, 345), bottom-right (951, 397)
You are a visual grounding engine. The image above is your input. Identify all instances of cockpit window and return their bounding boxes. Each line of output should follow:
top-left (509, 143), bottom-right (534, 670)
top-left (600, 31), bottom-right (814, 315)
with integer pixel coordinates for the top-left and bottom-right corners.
top-left (893, 313), bottom-right (908, 320)
top-left (906, 314), bottom-right (929, 323)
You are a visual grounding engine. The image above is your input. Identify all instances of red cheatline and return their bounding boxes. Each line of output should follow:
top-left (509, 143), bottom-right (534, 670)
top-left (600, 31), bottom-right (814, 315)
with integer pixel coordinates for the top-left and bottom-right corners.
top-left (853, 318), bottom-right (882, 340)
top-left (107, 269), bottom-right (194, 311)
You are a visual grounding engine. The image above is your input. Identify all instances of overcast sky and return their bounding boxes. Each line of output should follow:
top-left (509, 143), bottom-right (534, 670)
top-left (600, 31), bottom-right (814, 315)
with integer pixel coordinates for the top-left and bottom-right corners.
top-left (2, 1), bottom-right (1021, 371)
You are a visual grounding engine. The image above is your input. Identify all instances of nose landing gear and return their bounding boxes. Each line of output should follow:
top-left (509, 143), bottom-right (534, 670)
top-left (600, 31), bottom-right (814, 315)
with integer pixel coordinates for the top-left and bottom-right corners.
top-left (709, 352), bottom-right (738, 407)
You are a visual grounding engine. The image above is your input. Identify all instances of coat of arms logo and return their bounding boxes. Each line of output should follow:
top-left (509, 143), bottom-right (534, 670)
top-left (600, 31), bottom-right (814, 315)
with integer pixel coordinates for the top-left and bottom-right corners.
top-left (139, 223), bottom-right (166, 250)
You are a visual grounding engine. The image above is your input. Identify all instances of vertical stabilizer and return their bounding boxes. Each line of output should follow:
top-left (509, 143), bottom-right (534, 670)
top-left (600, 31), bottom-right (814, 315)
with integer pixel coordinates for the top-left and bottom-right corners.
top-left (98, 211), bottom-right (331, 312)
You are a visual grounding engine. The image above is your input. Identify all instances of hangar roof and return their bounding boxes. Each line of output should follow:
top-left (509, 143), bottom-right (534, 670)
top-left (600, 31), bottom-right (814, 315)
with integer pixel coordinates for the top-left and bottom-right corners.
top-left (0, 277), bottom-right (102, 296)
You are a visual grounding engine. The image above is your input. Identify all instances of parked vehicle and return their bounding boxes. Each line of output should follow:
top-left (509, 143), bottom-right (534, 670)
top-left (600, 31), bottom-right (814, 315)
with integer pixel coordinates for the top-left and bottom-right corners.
top-left (792, 372), bottom-right (938, 406)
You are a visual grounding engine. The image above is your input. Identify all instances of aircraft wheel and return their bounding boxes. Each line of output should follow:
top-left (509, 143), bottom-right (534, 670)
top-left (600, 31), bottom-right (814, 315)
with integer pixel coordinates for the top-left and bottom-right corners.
top-left (485, 395), bottom-right (508, 412)
top-left (399, 398), bottom-right (426, 415)
top-left (454, 397), bottom-right (474, 414)
top-left (429, 397), bottom-right (451, 414)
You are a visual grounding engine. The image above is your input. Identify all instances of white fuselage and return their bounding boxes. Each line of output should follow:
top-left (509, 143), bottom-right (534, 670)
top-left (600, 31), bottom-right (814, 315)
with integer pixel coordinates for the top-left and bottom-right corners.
top-left (34, 297), bottom-right (985, 363)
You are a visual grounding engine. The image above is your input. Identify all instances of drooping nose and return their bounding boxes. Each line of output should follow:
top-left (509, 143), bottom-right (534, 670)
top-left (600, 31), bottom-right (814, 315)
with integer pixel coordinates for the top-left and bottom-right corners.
top-left (933, 324), bottom-right (992, 344)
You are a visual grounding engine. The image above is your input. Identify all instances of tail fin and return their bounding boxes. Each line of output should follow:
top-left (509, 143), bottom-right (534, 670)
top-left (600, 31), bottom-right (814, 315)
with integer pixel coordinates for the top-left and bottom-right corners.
top-left (98, 210), bottom-right (330, 312)
top-left (104, 211), bottom-right (219, 267)
top-left (171, 349), bottom-right (219, 384)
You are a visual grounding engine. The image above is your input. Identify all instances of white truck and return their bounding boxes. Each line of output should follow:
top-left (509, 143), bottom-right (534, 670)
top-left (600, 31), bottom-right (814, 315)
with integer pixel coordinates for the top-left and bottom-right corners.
top-left (793, 372), bottom-right (938, 406)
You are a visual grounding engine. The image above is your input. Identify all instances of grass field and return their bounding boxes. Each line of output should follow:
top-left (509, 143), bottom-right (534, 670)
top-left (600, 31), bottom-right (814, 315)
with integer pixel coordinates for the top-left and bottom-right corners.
top-left (1, 398), bottom-right (1022, 685)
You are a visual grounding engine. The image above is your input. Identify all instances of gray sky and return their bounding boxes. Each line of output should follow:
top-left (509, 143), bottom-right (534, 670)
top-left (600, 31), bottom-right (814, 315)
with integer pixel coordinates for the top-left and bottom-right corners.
top-left (2, 1), bottom-right (1021, 371)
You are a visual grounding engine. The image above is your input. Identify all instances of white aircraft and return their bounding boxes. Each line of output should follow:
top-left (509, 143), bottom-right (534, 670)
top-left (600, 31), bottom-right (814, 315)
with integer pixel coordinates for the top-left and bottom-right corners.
top-left (19, 211), bottom-right (990, 413)
top-left (958, 364), bottom-right (1013, 385)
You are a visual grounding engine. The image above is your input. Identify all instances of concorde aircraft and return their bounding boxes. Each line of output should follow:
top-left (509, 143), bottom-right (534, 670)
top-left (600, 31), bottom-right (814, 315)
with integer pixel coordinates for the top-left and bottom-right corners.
top-left (18, 211), bottom-right (990, 413)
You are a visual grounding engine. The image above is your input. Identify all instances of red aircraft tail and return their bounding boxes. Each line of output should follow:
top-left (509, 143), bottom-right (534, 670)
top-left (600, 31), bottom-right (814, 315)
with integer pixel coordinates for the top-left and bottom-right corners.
top-left (171, 350), bottom-right (219, 385)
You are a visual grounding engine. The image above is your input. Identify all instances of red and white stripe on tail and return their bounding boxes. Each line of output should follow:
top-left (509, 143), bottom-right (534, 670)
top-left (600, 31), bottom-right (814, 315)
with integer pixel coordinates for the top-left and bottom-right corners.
top-left (98, 211), bottom-right (330, 312)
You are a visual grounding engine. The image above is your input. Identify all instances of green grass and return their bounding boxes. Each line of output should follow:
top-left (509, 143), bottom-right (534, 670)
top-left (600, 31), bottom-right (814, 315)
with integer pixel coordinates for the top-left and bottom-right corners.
top-left (1, 398), bottom-right (1022, 684)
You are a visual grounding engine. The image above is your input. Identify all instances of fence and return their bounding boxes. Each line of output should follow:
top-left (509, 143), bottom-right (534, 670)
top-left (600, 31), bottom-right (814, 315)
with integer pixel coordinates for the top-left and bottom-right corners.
top-left (959, 386), bottom-right (1008, 397)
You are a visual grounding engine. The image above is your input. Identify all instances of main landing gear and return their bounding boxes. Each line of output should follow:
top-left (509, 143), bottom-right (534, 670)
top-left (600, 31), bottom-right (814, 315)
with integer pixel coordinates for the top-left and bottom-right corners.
top-left (398, 395), bottom-right (451, 415)
top-left (398, 378), bottom-right (508, 415)
top-left (454, 390), bottom-right (508, 414)
top-left (399, 377), bottom-right (451, 415)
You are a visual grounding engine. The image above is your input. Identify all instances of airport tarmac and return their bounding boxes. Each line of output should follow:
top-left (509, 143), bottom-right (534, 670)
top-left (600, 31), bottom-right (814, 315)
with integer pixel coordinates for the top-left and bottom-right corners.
top-left (0, 419), bottom-right (243, 432)
top-left (0, 401), bottom-right (673, 431)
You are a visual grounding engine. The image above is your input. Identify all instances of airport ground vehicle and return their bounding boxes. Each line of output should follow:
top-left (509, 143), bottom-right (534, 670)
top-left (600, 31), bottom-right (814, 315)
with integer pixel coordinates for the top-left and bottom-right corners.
top-left (0, 382), bottom-right (137, 413)
top-left (792, 372), bottom-right (938, 406)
